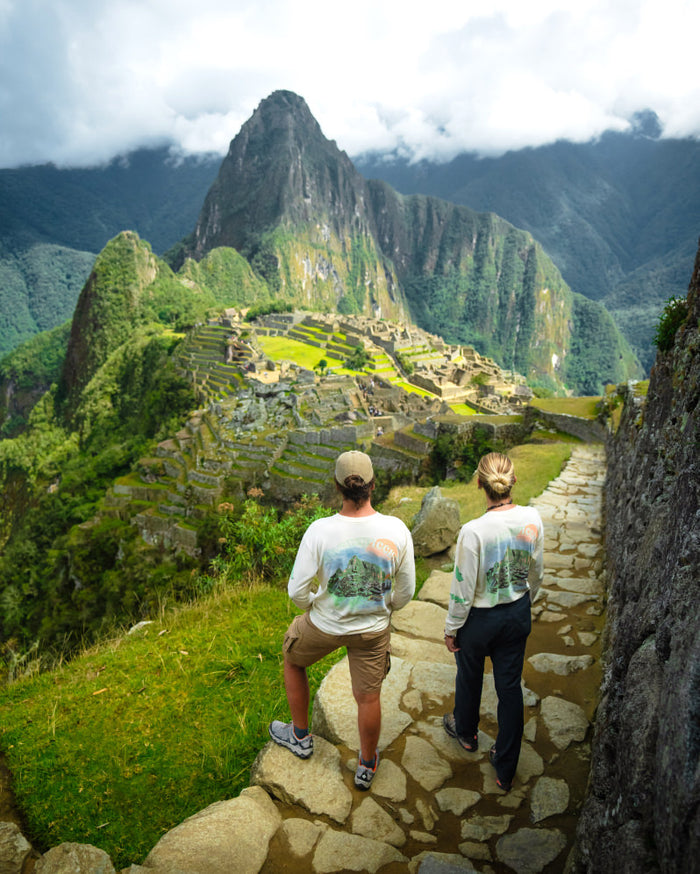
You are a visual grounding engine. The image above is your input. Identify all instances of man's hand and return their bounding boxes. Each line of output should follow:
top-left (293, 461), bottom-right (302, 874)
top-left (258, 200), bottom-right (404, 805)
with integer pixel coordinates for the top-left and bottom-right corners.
top-left (444, 634), bottom-right (459, 653)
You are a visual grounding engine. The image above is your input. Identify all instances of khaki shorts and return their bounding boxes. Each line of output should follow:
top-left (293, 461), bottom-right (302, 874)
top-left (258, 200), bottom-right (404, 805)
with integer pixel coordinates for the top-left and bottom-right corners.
top-left (283, 612), bottom-right (391, 697)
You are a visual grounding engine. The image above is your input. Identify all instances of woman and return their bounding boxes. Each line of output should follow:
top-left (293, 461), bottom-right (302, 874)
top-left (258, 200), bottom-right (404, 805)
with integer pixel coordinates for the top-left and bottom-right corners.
top-left (442, 452), bottom-right (544, 792)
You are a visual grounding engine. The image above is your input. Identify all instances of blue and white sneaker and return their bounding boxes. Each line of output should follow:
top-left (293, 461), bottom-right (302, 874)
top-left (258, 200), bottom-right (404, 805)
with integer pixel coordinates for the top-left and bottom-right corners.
top-left (268, 721), bottom-right (313, 759)
top-left (354, 753), bottom-right (379, 790)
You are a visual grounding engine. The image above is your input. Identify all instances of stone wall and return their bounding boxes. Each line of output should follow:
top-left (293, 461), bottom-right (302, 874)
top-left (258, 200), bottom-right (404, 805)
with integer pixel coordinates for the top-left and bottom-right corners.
top-left (569, 243), bottom-right (700, 873)
top-left (523, 407), bottom-right (609, 444)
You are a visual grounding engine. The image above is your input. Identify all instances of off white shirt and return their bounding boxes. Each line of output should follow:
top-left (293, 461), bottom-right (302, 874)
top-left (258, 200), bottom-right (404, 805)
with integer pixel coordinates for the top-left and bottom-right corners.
top-left (288, 511), bottom-right (416, 635)
top-left (445, 504), bottom-right (544, 636)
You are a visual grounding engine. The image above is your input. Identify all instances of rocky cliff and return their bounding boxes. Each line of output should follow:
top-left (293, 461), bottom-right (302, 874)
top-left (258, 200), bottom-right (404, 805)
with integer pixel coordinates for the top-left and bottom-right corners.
top-left (570, 243), bottom-right (700, 871)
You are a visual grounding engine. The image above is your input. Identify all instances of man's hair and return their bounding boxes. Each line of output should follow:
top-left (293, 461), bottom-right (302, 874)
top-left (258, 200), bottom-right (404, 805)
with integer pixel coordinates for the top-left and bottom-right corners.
top-left (336, 474), bottom-right (375, 507)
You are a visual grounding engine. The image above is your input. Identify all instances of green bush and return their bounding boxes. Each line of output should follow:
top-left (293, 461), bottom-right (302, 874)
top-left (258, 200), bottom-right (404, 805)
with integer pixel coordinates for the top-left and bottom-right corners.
top-left (213, 495), bottom-right (334, 585)
top-left (344, 346), bottom-right (370, 371)
top-left (653, 295), bottom-right (689, 352)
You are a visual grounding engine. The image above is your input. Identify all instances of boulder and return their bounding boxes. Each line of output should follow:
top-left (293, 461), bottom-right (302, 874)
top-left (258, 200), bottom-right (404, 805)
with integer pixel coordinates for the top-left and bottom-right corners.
top-left (411, 487), bottom-right (461, 556)
top-left (0, 822), bottom-right (36, 874)
top-left (35, 843), bottom-right (116, 874)
top-left (142, 786), bottom-right (281, 874)
top-left (311, 655), bottom-right (413, 750)
top-left (251, 737), bottom-right (352, 824)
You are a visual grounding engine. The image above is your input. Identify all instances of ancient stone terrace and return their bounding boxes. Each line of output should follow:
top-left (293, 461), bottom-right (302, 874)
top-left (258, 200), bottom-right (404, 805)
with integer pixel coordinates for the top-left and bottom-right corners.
top-left (104, 309), bottom-right (535, 555)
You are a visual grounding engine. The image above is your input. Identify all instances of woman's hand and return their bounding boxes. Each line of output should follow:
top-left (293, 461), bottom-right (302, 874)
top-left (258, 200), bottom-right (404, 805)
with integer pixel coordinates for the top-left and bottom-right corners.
top-left (444, 634), bottom-right (460, 653)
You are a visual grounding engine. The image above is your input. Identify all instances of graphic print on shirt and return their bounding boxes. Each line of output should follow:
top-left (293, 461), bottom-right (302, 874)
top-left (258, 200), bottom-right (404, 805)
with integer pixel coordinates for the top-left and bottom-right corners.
top-left (326, 536), bottom-right (398, 610)
top-left (484, 523), bottom-right (539, 596)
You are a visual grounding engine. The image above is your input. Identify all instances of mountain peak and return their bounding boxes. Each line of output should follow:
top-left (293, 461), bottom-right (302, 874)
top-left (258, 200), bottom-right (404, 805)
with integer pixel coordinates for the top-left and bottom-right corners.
top-left (184, 90), bottom-right (367, 262)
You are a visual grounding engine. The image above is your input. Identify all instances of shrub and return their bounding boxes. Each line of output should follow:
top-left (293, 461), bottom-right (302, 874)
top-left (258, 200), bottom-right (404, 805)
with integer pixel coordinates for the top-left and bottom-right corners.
top-left (215, 495), bottom-right (334, 584)
top-left (344, 346), bottom-right (370, 371)
top-left (654, 296), bottom-right (689, 352)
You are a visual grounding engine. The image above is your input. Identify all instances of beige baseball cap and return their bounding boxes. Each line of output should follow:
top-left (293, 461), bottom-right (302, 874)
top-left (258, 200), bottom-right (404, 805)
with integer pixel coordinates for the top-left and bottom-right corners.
top-left (335, 450), bottom-right (374, 484)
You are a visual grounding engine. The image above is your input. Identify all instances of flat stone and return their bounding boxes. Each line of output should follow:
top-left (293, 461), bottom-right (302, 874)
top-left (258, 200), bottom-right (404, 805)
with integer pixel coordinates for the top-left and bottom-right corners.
top-left (578, 631), bottom-right (599, 646)
top-left (479, 744), bottom-right (543, 794)
top-left (540, 695), bottom-right (590, 750)
top-left (554, 578), bottom-right (604, 595)
top-left (516, 742), bottom-right (545, 783)
top-left (528, 652), bottom-right (594, 675)
top-left (142, 787), bottom-right (280, 874)
top-left (577, 543), bottom-right (602, 558)
top-left (280, 819), bottom-right (324, 857)
top-left (530, 776), bottom-right (570, 822)
top-left (435, 787), bottom-right (481, 815)
top-left (312, 828), bottom-right (407, 873)
top-left (410, 830), bottom-right (438, 844)
top-left (457, 840), bottom-right (493, 861)
top-left (350, 796), bottom-right (406, 847)
top-left (371, 757), bottom-right (407, 802)
top-left (415, 797), bottom-right (439, 831)
top-left (414, 717), bottom-right (493, 763)
top-left (538, 610), bottom-right (566, 623)
top-left (312, 655), bottom-right (412, 750)
top-left (495, 828), bottom-right (567, 874)
top-left (460, 814), bottom-right (513, 841)
top-left (410, 661), bottom-right (456, 704)
top-left (403, 688), bottom-right (423, 714)
top-left (408, 851), bottom-right (479, 873)
top-left (391, 633), bottom-right (455, 666)
top-left (251, 737), bottom-right (352, 824)
top-left (391, 600), bottom-right (447, 642)
top-left (543, 553), bottom-right (575, 569)
top-left (544, 589), bottom-right (596, 608)
top-left (417, 569), bottom-right (452, 608)
top-left (401, 735), bottom-right (452, 791)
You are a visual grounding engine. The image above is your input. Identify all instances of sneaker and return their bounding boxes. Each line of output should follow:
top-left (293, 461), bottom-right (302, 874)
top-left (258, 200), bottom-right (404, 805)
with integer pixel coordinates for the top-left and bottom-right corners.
top-left (268, 721), bottom-right (313, 759)
top-left (489, 746), bottom-right (512, 792)
top-left (442, 713), bottom-right (478, 752)
top-left (354, 753), bottom-right (379, 791)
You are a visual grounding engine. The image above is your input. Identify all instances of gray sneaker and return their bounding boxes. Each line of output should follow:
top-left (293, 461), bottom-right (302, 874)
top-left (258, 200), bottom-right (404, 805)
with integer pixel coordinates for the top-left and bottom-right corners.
top-left (268, 721), bottom-right (313, 759)
top-left (354, 753), bottom-right (379, 791)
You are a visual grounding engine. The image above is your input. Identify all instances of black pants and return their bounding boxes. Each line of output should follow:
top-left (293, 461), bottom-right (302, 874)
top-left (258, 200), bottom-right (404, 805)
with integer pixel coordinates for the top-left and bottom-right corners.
top-left (454, 592), bottom-right (531, 784)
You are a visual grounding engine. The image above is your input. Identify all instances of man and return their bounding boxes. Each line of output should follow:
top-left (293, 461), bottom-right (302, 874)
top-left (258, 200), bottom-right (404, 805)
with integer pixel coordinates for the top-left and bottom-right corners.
top-left (269, 450), bottom-right (415, 790)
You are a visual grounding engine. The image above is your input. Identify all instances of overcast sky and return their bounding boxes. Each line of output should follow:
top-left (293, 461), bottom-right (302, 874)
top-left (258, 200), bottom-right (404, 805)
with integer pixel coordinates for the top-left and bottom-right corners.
top-left (1, 0), bottom-right (698, 169)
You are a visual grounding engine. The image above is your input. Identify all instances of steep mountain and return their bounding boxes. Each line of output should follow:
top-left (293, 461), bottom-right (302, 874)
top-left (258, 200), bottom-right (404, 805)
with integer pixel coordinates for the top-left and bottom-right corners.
top-left (57, 231), bottom-right (269, 420)
top-left (173, 90), bottom-right (639, 394)
top-left (0, 148), bottom-right (220, 357)
top-left (172, 90), bottom-right (406, 322)
top-left (355, 121), bottom-right (700, 371)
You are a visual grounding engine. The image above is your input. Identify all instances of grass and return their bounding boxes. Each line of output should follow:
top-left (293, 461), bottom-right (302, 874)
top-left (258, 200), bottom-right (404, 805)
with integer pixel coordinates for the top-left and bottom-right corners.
top-left (379, 442), bottom-right (574, 528)
top-left (257, 335), bottom-right (328, 371)
top-left (0, 584), bottom-right (343, 868)
top-left (448, 403), bottom-right (477, 416)
top-left (530, 396), bottom-right (602, 419)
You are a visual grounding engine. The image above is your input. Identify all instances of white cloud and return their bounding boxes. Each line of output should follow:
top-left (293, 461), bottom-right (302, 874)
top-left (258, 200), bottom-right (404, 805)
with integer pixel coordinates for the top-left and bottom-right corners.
top-left (0, 0), bottom-right (698, 168)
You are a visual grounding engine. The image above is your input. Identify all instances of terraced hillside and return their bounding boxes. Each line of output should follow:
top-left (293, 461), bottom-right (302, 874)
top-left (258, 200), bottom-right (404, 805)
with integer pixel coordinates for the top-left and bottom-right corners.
top-left (100, 311), bottom-right (540, 556)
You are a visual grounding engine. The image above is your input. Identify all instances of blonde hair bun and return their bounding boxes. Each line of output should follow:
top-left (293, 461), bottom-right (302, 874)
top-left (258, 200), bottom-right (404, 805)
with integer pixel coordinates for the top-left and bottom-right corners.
top-left (476, 453), bottom-right (516, 499)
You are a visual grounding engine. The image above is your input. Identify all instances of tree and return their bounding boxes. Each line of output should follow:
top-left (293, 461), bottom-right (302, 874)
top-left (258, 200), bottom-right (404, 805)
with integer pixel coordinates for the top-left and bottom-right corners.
top-left (344, 346), bottom-right (370, 371)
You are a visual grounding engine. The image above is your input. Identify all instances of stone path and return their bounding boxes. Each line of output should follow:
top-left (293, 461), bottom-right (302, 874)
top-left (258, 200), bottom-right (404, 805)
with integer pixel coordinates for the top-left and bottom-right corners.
top-left (140, 445), bottom-right (606, 874)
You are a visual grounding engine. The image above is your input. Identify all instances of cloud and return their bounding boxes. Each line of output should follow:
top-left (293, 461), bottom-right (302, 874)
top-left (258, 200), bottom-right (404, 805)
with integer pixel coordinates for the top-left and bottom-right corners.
top-left (0, 0), bottom-right (698, 169)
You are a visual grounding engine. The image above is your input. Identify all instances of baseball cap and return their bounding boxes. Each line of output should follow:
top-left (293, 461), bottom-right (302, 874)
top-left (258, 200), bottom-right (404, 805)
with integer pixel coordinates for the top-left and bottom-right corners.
top-left (335, 450), bottom-right (374, 484)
